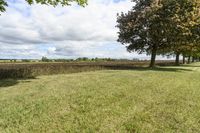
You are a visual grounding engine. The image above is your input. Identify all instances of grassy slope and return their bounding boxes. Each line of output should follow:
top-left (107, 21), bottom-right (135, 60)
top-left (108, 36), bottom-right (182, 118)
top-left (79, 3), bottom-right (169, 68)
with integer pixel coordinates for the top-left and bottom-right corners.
top-left (0, 63), bottom-right (200, 132)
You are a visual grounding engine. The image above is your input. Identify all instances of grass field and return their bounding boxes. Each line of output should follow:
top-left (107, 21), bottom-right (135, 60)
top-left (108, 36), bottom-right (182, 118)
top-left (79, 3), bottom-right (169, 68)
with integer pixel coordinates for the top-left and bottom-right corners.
top-left (0, 63), bottom-right (200, 132)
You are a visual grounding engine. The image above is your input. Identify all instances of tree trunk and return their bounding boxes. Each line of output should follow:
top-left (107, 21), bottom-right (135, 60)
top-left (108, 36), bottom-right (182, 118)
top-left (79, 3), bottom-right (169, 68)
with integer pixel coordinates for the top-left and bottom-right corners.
top-left (183, 55), bottom-right (186, 64)
top-left (188, 56), bottom-right (191, 64)
top-left (199, 57), bottom-right (200, 62)
top-left (175, 52), bottom-right (180, 66)
top-left (192, 57), bottom-right (195, 63)
top-left (149, 46), bottom-right (157, 68)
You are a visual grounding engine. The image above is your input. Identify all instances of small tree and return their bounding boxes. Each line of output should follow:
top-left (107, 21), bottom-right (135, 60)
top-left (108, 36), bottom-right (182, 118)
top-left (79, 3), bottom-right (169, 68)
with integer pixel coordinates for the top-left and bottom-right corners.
top-left (41, 56), bottom-right (49, 62)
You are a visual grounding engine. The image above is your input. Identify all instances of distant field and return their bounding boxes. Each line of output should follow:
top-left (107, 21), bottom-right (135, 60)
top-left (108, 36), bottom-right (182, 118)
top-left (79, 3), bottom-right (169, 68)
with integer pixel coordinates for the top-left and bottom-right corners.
top-left (0, 63), bottom-right (200, 132)
top-left (0, 60), bottom-right (175, 79)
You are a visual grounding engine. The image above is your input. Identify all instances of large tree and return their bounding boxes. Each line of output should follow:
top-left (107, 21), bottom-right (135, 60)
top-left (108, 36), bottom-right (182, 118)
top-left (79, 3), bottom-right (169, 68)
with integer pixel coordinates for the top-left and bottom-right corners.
top-left (172, 0), bottom-right (200, 65)
top-left (117, 0), bottom-right (200, 67)
top-left (0, 0), bottom-right (87, 14)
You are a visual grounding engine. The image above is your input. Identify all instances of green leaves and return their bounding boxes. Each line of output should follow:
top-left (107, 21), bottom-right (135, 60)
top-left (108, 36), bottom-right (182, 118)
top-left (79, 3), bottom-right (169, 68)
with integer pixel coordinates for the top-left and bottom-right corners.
top-left (25, 0), bottom-right (87, 6)
top-left (116, 0), bottom-right (200, 67)
top-left (0, 0), bottom-right (7, 13)
top-left (0, 0), bottom-right (87, 15)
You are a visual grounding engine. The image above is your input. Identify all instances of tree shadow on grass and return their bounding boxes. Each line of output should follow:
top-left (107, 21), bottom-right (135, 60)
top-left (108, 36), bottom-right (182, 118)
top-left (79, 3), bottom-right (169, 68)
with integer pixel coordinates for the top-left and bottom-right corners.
top-left (0, 79), bottom-right (19, 88)
top-left (0, 78), bottom-right (35, 88)
top-left (147, 67), bottom-right (192, 72)
top-left (180, 65), bottom-right (200, 68)
top-left (104, 65), bottom-right (193, 72)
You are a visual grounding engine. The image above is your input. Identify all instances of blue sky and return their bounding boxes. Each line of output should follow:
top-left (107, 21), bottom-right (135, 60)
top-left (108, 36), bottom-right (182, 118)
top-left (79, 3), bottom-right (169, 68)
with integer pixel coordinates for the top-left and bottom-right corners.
top-left (0, 0), bottom-right (174, 60)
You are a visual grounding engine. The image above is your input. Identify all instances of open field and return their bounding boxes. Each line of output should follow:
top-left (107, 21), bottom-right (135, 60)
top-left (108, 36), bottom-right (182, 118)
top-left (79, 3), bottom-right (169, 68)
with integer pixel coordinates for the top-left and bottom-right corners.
top-left (0, 62), bottom-right (200, 132)
top-left (0, 60), bottom-right (175, 79)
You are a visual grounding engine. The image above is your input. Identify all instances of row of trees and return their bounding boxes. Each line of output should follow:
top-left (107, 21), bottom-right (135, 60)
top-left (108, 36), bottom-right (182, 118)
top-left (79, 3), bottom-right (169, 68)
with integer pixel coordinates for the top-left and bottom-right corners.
top-left (117, 0), bottom-right (200, 67)
top-left (41, 57), bottom-right (138, 62)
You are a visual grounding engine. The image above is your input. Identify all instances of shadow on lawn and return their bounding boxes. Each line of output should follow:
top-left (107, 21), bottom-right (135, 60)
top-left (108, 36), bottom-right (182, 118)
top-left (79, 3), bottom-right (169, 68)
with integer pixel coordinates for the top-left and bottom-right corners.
top-left (147, 67), bottom-right (192, 72)
top-left (0, 78), bottom-right (34, 88)
top-left (0, 79), bottom-right (19, 88)
top-left (180, 65), bottom-right (200, 68)
top-left (105, 65), bottom-right (193, 72)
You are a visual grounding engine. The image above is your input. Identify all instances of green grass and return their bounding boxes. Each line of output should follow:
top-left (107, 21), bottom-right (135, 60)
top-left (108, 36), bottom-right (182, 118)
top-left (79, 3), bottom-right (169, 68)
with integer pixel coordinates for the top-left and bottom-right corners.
top-left (0, 63), bottom-right (200, 132)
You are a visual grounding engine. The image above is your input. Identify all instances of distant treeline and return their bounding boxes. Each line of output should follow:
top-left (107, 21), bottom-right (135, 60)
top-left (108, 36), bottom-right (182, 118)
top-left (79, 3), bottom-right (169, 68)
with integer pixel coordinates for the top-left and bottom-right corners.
top-left (1, 56), bottom-right (200, 65)
top-left (0, 57), bottom-right (141, 63)
top-left (41, 56), bottom-right (141, 62)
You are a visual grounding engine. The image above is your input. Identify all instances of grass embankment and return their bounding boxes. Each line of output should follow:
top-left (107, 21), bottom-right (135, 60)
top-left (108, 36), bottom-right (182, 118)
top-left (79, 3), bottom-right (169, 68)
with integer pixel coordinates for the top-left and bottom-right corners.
top-left (0, 63), bottom-right (200, 132)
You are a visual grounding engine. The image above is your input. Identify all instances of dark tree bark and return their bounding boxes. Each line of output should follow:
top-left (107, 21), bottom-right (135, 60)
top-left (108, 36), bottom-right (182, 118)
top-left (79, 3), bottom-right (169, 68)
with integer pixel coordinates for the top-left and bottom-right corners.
top-left (188, 56), bottom-right (191, 64)
top-left (192, 57), bottom-right (195, 63)
top-left (175, 52), bottom-right (180, 66)
top-left (183, 55), bottom-right (186, 64)
top-left (149, 45), bottom-right (157, 68)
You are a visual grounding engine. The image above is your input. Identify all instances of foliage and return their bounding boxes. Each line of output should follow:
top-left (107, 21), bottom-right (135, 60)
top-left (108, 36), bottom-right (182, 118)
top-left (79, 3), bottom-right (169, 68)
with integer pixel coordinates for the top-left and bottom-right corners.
top-left (54, 59), bottom-right (74, 62)
top-left (0, 0), bottom-right (87, 14)
top-left (22, 59), bottom-right (31, 62)
top-left (41, 56), bottom-right (50, 62)
top-left (76, 57), bottom-right (89, 61)
top-left (0, 0), bottom-right (7, 13)
top-left (116, 0), bottom-right (200, 67)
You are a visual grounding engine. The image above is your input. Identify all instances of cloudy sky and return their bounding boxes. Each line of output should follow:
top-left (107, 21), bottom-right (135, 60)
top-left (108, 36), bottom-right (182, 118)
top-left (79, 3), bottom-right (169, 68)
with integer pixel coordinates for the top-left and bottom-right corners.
top-left (0, 0), bottom-right (173, 59)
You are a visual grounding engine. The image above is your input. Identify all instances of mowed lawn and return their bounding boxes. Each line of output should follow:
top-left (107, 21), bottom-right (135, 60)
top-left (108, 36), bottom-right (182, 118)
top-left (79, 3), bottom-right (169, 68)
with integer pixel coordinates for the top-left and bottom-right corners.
top-left (1, 63), bottom-right (200, 132)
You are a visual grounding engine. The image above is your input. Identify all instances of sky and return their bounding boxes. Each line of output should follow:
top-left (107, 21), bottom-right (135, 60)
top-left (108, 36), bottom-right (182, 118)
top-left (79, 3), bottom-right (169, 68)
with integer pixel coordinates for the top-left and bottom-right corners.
top-left (0, 0), bottom-right (174, 60)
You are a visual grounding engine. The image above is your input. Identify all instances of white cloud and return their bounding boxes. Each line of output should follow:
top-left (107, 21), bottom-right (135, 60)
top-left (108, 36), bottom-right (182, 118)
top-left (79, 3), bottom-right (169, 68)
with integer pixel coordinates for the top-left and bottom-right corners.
top-left (0, 0), bottom-right (175, 60)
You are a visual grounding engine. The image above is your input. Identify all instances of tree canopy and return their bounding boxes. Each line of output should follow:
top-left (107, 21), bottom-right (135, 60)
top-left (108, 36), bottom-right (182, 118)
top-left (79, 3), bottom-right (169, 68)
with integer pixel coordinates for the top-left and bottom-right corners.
top-left (117, 0), bottom-right (200, 67)
top-left (0, 0), bottom-right (87, 14)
